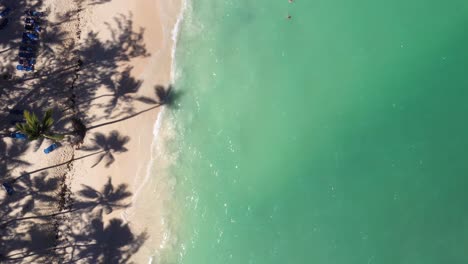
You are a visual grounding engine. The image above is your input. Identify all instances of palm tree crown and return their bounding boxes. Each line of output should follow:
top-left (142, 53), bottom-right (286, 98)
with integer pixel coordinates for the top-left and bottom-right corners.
top-left (16, 109), bottom-right (64, 141)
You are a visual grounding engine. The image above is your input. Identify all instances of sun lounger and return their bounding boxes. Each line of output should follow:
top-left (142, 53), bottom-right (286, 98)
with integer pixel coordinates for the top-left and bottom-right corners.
top-left (25, 18), bottom-right (40, 25)
top-left (19, 57), bottom-right (36, 65)
top-left (19, 52), bottom-right (35, 58)
top-left (10, 132), bottom-right (27, 139)
top-left (21, 39), bottom-right (37, 45)
top-left (2, 182), bottom-right (14, 196)
top-left (19, 52), bottom-right (36, 58)
top-left (0, 7), bottom-right (11, 18)
top-left (44, 143), bottom-right (58, 154)
top-left (25, 24), bottom-right (42, 33)
top-left (23, 32), bottom-right (39, 41)
top-left (22, 35), bottom-right (38, 44)
top-left (19, 45), bottom-right (36, 52)
top-left (25, 10), bottom-right (45, 17)
top-left (16, 64), bottom-right (34, 71)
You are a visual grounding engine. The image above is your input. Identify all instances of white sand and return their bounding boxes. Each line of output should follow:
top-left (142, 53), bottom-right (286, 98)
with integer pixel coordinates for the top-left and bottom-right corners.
top-left (0, 0), bottom-right (182, 262)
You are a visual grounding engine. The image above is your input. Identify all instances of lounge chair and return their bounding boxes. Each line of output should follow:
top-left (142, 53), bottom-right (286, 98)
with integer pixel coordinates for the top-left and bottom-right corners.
top-left (25, 18), bottom-right (40, 25)
top-left (19, 45), bottom-right (36, 52)
top-left (22, 35), bottom-right (38, 45)
top-left (19, 52), bottom-right (35, 58)
top-left (19, 57), bottom-right (36, 65)
top-left (25, 10), bottom-right (45, 17)
top-left (16, 64), bottom-right (34, 71)
top-left (23, 32), bottom-right (39, 41)
top-left (19, 51), bottom-right (36, 58)
top-left (0, 7), bottom-right (11, 18)
top-left (44, 143), bottom-right (59, 154)
top-left (2, 182), bottom-right (14, 196)
top-left (25, 24), bottom-right (42, 33)
top-left (10, 132), bottom-right (27, 139)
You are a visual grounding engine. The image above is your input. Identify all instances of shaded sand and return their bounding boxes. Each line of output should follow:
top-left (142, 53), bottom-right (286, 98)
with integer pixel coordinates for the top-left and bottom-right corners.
top-left (0, 0), bottom-right (181, 262)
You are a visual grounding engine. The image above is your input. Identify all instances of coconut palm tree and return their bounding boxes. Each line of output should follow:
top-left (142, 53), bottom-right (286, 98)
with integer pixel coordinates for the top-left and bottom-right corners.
top-left (16, 109), bottom-right (64, 141)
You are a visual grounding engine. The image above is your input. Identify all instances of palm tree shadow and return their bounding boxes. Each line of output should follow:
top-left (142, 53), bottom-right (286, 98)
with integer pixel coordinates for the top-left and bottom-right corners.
top-left (136, 84), bottom-right (184, 109)
top-left (104, 67), bottom-right (143, 118)
top-left (80, 130), bottom-right (130, 168)
top-left (0, 137), bottom-right (31, 179)
top-left (70, 210), bottom-right (148, 263)
top-left (0, 177), bottom-right (144, 263)
top-left (15, 173), bottom-right (59, 215)
top-left (74, 177), bottom-right (131, 214)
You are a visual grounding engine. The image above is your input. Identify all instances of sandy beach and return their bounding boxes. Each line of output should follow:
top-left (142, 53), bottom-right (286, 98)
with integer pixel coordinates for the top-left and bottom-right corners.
top-left (0, 0), bottom-right (181, 262)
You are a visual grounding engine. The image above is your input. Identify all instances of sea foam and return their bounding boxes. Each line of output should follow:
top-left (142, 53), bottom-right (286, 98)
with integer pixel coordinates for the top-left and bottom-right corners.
top-left (146, 0), bottom-right (188, 263)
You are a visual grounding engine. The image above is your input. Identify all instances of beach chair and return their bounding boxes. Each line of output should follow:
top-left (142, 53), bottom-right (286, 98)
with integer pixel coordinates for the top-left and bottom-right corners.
top-left (44, 143), bottom-right (59, 154)
top-left (24, 24), bottom-right (34, 31)
top-left (23, 32), bottom-right (39, 41)
top-left (10, 132), bottom-right (27, 140)
top-left (16, 64), bottom-right (34, 71)
top-left (25, 10), bottom-right (45, 17)
top-left (25, 18), bottom-right (40, 25)
top-left (22, 35), bottom-right (38, 45)
top-left (25, 24), bottom-right (42, 33)
top-left (19, 57), bottom-right (36, 65)
top-left (19, 45), bottom-right (36, 52)
top-left (0, 7), bottom-right (11, 18)
top-left (19, 52), bottom-right (35, 59)
top-left (2, 182), bottom-right (14, 196)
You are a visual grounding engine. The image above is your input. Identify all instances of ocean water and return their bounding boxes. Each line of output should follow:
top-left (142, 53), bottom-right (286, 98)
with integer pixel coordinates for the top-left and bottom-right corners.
top-left (164, 0), bottom-right (468, 263)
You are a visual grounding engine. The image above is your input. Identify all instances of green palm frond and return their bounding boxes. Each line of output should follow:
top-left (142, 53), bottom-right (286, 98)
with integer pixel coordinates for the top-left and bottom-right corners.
top-left (16, 110), bottom-right (62, 142)
top-left (26, 111), bottom-right (38, 128)
top-left (43, 133), bottom-right (64, 141)
top-left (42, 109), bottom-right (54, 131)
top-left (16, 122), bottom-right (40, 140)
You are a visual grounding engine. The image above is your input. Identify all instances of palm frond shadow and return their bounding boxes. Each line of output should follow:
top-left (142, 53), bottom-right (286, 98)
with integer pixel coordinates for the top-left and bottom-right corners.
top-left (0, 178), bottom-right (146, 263)
top-left (136, 84), bottom-right (184, 109)
top-left (80, 130), bottom-right (130, 168)
top-left (74, 177), bottom-right (131, 214)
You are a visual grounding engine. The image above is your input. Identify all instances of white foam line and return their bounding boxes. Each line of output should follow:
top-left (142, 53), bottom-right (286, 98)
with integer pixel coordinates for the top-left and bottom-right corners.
top-left (170, 0), bottom-right (188, 83)
top-left (133, 0), bottom-right (187, 213)
top-left (136, 0), bottom-right (188, 262)
top-left (132, 109), bottom-right (165, 205)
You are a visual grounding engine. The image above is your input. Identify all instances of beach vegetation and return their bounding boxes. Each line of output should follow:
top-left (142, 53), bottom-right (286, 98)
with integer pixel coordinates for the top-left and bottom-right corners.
top-left (16, 109), bottom-right (64, 141)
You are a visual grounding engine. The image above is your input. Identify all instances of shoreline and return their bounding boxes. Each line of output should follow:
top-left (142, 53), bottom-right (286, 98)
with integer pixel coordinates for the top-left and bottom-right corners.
top-left (128, 1), bottom-right (188, 262)
top-left (70, 0), bottom-right (185, 262)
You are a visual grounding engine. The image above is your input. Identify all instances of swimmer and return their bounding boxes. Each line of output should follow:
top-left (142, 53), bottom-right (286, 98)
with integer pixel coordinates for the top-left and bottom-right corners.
top-left (287, 14), bottom-right (292, 19)
top-left (289, 0), bottom-right (293, 3)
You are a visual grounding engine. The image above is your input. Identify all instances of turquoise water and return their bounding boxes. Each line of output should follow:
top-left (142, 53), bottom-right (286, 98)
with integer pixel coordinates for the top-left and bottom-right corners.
top-left (167, 0), bottom-right (468, 263)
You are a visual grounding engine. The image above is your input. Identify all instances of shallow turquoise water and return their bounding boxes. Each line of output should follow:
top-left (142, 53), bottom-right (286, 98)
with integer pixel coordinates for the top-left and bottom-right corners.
top-left (167, 0), bottom-right (468, 263)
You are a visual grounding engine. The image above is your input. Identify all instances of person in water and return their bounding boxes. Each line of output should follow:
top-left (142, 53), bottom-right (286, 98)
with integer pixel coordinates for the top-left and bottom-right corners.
top-left (287, 14), bottom-right (292, 19)
top-left (289, 0), bottom-right (293, 3)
